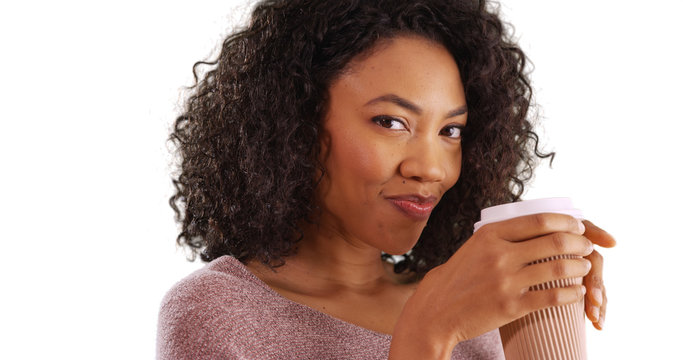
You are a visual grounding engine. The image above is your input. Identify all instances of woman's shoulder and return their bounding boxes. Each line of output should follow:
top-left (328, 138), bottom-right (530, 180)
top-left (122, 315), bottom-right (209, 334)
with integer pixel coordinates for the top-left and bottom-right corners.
top-left (157, 256), bottom-right (399, 359)
top-left (159, 255), bottom-right (267, 310)
top-left (156, 256), bottom-right (277, 359)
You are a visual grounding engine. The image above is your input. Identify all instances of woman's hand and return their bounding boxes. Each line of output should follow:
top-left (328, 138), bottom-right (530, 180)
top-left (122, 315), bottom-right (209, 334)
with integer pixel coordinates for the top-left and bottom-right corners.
top-left (581, 220), bottom-right (616, 330)
top-left (390, 213), bottom-right (594, 360)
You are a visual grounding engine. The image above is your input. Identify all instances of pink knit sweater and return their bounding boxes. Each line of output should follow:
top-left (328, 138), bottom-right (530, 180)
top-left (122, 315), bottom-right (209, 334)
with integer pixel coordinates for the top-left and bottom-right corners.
top-left (157, 255), bottom-right (504, 359)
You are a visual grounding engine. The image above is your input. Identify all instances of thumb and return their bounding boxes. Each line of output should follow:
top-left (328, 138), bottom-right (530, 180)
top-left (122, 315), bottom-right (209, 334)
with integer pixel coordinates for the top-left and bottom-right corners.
top-left (582, 219), bottom-right (617, 248)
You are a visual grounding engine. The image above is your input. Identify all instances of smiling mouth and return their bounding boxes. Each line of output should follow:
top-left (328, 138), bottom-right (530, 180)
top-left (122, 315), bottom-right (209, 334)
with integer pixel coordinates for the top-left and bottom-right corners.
top-left (386, 198), bottom-right (435, 221)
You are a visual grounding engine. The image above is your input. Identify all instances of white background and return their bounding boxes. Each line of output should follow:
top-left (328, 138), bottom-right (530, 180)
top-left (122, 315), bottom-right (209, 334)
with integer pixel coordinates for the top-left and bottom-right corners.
top-left (1, 1), bottom-right (681, 358)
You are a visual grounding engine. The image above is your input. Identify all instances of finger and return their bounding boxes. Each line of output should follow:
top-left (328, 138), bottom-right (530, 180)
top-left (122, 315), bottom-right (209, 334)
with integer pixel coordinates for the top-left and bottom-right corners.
top-left (583, 250), bottom-right (604, 307)
top-left (598, 289), bottom-right (607, 329)
top-left (586, 300), bottom-right (600, 324)
top-left (516, 258), bottom-right (592, 290)
top-left (485, 213), bottom-right (585, 242)
top-left (584, 288), bottom-right (602, 323)
top-left (515, 232), bottom-right (594, 264)
top-left (583, 250), bottom-right (604, 324)
top-left (592, 287), bottom-right (607, 330)
top-left (582, 220), bottom-right (617, 248)
top-left (521, 284), bottom-right (586, 315)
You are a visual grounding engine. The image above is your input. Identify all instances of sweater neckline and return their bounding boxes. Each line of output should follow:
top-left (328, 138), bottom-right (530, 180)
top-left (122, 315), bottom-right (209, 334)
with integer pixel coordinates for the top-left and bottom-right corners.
top-left (215, 255), bottom-right (393, 340)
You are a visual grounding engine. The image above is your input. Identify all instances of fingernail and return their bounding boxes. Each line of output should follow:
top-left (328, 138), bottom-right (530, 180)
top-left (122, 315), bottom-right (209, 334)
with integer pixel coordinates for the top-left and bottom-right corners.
top-left (577, 220), bottom-right (586, 234)
top-left (581, 285), bottom-right (586, 295)
top-left (591, 288), bottom-right (603, 306)
top-left (590, 306), bottom-right (600, 321)
top-left (598, 315), bottom-right (605, 328)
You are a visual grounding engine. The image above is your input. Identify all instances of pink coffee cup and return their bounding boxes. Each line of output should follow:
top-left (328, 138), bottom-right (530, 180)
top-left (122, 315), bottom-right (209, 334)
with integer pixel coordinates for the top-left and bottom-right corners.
top-left (474, 197), bottom-right (587, 360)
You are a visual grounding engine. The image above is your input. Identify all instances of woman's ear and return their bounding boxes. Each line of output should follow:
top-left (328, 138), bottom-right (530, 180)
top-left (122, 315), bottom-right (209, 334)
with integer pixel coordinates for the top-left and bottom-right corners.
top-left (311, 122), bottom-right (332, 202)
top-left (318, 129), bottom-right (332, 163)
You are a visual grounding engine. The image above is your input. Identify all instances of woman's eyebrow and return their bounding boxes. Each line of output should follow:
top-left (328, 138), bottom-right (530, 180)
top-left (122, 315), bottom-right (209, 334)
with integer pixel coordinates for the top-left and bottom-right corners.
top-left (364, 93), bottom-right (467, 118)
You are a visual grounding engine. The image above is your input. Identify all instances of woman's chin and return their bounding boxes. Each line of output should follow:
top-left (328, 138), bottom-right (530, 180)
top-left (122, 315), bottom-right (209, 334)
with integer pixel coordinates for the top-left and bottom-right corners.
top-left (379, 223), bottom-right (427, 256)
top-left (379, 238), bottom-right (420, 256)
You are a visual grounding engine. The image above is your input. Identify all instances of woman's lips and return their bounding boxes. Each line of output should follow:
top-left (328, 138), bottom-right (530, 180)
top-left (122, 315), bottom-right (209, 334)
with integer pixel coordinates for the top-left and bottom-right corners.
top-left (387, 198), bottom-right (435, 221)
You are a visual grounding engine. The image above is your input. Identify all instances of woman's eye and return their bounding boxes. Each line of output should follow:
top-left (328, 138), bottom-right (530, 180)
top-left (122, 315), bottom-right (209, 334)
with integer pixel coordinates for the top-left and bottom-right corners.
top-left (441, 125), bottom-right (464, 139)
top-left (372, 116), bottom-right (407, 130)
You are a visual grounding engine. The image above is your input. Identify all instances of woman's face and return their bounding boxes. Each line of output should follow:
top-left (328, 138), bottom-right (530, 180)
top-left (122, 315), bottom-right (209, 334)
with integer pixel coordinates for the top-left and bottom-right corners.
top-left (316, 35), bottom-right (467, 255)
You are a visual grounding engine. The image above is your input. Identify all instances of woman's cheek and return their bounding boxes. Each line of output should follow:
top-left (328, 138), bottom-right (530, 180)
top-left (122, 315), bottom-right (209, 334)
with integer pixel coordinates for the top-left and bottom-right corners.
top-left (341, 131), bottom-right (400, 183)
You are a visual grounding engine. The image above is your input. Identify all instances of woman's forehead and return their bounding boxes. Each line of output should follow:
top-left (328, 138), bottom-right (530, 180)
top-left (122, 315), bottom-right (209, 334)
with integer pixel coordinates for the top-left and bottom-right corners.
top-left (328, 36), bottom-right (465, 110)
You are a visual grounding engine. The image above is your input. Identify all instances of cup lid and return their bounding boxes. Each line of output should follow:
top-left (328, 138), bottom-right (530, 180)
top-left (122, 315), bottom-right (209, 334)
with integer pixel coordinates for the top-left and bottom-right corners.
top-left (473, 197), bottom-right (584, 232)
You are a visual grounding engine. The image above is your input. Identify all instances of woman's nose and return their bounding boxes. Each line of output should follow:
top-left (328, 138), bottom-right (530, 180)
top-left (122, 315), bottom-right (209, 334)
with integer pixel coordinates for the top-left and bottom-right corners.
top-left (398, 137), bottom-right (448, 183)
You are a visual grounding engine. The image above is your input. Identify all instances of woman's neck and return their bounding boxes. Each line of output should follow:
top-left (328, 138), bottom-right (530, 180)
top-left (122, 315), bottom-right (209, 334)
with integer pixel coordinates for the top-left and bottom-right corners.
top-left (249, 220), bottom-right (402, 296)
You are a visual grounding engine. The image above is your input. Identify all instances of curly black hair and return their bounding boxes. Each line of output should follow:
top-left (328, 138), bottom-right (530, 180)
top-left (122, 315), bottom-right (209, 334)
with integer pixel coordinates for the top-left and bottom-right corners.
top-left (169, 0), bottom-right (554, 277)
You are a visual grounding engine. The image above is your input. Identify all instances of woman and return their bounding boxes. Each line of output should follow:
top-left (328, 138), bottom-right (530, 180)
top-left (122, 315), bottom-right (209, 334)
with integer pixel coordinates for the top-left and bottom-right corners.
top-left (158, 0), bottom-right (615, 359)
